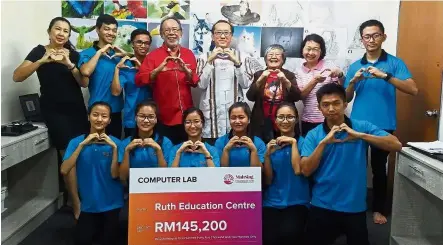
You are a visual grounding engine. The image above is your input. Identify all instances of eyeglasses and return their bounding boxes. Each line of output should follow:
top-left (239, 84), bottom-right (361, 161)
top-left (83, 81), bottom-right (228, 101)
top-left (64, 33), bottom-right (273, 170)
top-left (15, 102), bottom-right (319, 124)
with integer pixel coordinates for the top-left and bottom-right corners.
top-left (303, 47), bottom-right (321, 53)
top-left (134, 40), bottom-right (151, 46)
top-left (164, 28), bottom-right (181, 34)
top-left (137, 114), bottom-right (157, 121)
top-left (184, 120), bottom-right (202, 126)
top-left (276, 115), bottom-right (297, 122)
top-left (362, 33), bottom-right (383, 41)
top-left (214, 31), bottom-right (232, 37)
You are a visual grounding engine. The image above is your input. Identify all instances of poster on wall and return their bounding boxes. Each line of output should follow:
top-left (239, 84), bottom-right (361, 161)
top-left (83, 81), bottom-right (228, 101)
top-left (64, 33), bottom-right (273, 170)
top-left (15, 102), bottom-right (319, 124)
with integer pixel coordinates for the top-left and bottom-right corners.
top-left (66, 18), bottom-right (98, 50)
top-left (128, 167), bottom-right (262, 245)
top-left (147, 0), bottom-right (190, 20)
top-left (104, 0), bottom-right (148, 20)
top-left (62, 0), bottom-right (104, 19)
top-left (260, 27), bottom-right (304, 58)
top-left (115, 20), bottom-right (148, 53)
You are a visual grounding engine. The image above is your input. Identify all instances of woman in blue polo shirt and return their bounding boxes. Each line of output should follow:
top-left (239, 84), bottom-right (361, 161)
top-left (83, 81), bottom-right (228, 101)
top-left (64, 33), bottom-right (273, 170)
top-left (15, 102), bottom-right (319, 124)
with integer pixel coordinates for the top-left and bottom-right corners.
top-left (215, 102), bottom-right (265, 167)
top-left (60, 101), bottom-right (123, 245)
top-left (119, 101), bottom-right (173, 181)
top-left (262, 102), bottom-right (310, 245)
top-left (168, 107), bottom-right (220, 167)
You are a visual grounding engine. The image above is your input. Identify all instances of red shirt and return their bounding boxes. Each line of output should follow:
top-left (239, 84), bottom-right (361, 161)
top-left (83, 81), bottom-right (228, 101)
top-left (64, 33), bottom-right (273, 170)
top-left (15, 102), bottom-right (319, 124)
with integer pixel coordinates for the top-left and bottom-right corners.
top-left (262, 72), bottom-right (284, 129)
top-left (135, 43), bottom-right (199, 126)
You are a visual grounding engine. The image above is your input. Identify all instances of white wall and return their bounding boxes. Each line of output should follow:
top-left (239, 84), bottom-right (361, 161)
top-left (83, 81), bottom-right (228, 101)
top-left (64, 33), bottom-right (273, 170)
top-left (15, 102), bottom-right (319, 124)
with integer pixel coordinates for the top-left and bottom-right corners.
top-left (0, 0), bottom-right (90, 124)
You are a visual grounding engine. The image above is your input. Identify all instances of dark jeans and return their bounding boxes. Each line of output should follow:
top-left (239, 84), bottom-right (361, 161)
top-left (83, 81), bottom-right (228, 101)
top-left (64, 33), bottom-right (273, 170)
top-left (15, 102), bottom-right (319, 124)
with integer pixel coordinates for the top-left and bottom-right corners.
top-left (158, 123), bottom-right (187, 145)
top-left (369, 129), bottom-right (394, 214)
top-left (263, 205), bottom-right (309, 245)
top-left (301, 121), bottom-right (322, 137)
top-left (107, 112), bottom-right (122, 139)
top-left (74, 208), bottom-right (121, 245)
top-left (305, 206), bottom-right (369, 245)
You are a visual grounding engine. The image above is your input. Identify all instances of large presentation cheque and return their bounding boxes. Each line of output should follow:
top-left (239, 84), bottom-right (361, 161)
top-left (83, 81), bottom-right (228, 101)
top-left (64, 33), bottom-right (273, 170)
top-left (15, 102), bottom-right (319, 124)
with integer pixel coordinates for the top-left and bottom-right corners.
top-left (128, 167), bottom-right (262, 245)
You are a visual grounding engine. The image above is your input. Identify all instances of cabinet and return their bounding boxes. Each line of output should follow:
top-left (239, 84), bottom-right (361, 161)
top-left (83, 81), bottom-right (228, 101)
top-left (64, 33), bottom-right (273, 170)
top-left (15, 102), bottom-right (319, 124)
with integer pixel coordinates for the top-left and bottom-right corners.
top-left (1, 123), bottom-right (62, 245)
top-left (390, 148), bottom-right (443, 245)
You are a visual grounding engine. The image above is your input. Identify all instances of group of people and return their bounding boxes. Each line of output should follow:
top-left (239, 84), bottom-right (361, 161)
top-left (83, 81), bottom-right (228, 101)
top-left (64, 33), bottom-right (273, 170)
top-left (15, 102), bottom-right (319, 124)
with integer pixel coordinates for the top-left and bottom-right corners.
top-left (12, 12), bottom-right (418, 245)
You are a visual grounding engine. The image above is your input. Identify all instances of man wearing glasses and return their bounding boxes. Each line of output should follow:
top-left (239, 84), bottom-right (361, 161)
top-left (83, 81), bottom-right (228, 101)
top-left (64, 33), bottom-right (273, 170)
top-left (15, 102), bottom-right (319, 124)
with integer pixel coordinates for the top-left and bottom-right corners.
top-left (135, 17), bottom-right (199, 145)
top-left (344, 19), bottom-right (418, 225)
top-left (111, 29), bottom-right (152, 138)
top-left (197, 20), bottom-right (249, 142)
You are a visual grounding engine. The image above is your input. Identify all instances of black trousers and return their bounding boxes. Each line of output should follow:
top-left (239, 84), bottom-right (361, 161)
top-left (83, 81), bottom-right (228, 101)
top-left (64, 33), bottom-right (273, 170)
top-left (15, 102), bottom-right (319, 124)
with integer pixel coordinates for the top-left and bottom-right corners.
top-left (301, 121), bottom-right (322, 137)
top-left (106, 112), bottom-right (122, 139)
top-left (74, 208), bottom-right (121, 245)
top-left (158, 123), bottom-right (187, 145)
top-left (369, 129), bottom-right (394, 214)
top-left (263, 205), bottom-right (309, 245)
top-left (305, 206), bottom-right (369, 245)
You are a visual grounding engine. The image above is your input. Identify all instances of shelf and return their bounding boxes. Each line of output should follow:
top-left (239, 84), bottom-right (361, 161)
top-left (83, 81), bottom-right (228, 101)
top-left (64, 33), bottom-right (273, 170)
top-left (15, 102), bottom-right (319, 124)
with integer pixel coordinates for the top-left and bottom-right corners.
top-left (1, 193), bottom-right (62, 243)
top-left (391, 235), bottom-right (443, 245)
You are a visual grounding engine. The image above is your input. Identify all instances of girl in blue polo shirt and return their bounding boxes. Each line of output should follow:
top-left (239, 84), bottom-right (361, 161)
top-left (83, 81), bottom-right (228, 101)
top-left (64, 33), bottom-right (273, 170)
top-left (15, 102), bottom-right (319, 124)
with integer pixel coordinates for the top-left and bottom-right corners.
top-left (119, 101), bottom-right (173, 181)
top-left (214, 102), bottom-right (266, 167)
top-left (168, 107), bottom-right (220, 167)
top-left (262, 102), bottom-right (310, 245)
top-left (60, 101), bottom-right (123, 245)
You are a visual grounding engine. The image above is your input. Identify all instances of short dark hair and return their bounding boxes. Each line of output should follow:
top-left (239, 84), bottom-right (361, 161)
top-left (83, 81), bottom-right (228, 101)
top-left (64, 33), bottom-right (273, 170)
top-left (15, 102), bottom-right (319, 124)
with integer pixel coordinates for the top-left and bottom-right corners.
top-left (316, 83), bottom-right (346, 103)
top-left (211, 20), bottom-right (234, 35)
top-left (130, 28), bottom-right (152, 43)
top-left (359, 19), bottom-right (385, 36)
top-left (228, 102), bottom-right (251, 119)
top-left (300, 34), bottom-right (327, 61)
top-left (88, 101), bottom-right (112, 115)
top-left (160, 16), bottom-right (182, 33)
top-left (182, 107), bottom-right (205, 126)
top-left (96, 14), bottom-right (118, 29)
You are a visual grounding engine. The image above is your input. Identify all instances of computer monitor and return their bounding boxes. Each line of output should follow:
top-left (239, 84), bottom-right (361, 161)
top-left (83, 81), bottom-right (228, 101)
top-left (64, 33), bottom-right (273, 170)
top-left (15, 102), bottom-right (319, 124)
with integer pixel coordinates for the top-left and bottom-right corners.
top-left (19, 93), bottom-right (43, 122)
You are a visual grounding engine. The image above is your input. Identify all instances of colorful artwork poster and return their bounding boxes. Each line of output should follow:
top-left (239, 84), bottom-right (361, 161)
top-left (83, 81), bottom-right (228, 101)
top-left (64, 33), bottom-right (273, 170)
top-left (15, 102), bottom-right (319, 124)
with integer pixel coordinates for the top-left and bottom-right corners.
top-left (147, 0), bottom-right (190, 20)
top-left (115, 20), bottom-right (148, 53)
top-left (67, 18), bottom-right (98, 50)
top-left (62, 0), bottom-right (104, 19)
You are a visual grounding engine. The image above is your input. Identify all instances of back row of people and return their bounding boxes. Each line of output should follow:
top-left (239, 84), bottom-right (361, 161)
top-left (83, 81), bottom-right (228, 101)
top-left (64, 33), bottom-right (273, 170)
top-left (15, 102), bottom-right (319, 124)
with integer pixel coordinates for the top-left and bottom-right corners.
top-left (13, 13), bottom-right (417, 245)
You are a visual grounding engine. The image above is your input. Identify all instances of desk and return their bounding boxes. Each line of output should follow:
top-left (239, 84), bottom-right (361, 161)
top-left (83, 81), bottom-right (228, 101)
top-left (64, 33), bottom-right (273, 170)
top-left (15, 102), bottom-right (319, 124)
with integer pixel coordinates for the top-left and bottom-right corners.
top-left (1, 123), bottom-right (62, 245)
top-left (390, 147), bottom-right (443, 245)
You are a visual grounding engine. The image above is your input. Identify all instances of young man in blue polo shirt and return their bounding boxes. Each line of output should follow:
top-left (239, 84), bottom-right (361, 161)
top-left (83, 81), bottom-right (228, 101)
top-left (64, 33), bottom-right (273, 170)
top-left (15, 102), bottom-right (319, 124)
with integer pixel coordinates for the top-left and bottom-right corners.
top-left (301, 83), bottom-right (401, 245)
top-left (79, 14), bottom-right (125, 139)
top-left (344, 19), bottom-right (418, 224)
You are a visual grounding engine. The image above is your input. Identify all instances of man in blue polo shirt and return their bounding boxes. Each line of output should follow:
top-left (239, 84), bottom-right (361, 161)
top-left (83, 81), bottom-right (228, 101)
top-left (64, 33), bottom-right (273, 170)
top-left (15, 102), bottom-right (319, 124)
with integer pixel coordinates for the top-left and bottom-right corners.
top-left (344, 19), bottom-right (418, 224)
top-left (301, 83), bottom-right (401, 245)
top-left (79, 14), bottom-right (125, 138)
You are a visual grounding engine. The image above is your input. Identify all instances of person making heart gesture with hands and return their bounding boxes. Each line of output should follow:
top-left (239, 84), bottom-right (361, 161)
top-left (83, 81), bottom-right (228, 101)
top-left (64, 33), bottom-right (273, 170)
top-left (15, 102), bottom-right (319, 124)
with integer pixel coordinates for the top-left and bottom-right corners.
top-left (262, 102), bottom-right (309, 245)
top-left (60, 101), bottom-right (124, 245)
top-left (215, 102), bottom-right (266, 167)
top-left (169, 108), bottom-right (220, 167)
top-left (120, 101), bottom-right (173, 181)
top-left (300, 83), bottom-right (401, 245)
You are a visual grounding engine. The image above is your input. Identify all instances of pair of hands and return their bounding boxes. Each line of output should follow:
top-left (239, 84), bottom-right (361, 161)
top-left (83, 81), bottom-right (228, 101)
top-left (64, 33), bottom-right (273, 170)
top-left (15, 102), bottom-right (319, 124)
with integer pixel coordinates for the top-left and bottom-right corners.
top-left (225, 136), bottom-right (256, 151)
top-left (266, 136), bottom-right (297, 155)
top-left (178, 140), bottom-right (210, 156)
top-left (208, 47), bottom-right (240, 65)
top-left (125, 138), bottom-right (161, 152)
top-left (39, 48), bottom-right (74, 69)
top-left (321, 123), bottom-right (363, 145)
top-left (81, 133), bottom-right (117, 149)
top-left (313, 68), bottom-right (344, 83)
top-left (98, 44), bottom-right (128, 60)
top-left (351, 66), bottom-right (387, 84)
top-left (116, 56), bottom-right (142, 70)
top-left (157, 55), bottom-right (190, 72)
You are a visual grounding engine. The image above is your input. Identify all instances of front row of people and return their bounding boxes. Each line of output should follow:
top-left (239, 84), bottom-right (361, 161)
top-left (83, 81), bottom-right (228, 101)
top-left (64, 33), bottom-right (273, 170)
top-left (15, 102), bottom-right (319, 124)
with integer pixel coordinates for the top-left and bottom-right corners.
top-left (61, 83), bottom-right (402, 245)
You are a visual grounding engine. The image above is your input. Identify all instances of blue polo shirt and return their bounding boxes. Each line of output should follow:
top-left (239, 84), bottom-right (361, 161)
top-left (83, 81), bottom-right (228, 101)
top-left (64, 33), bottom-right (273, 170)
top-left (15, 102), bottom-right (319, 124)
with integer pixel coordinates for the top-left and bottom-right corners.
top-left (63, 135), bottom-right (124, 213)
top-left (119, 134), bottom-right (173, 168)
top-left (78, 43), bottom-right (124, 113)
top-left (120, 60), bottom-right (152, 129)
top-left (167, 142), bottom-right (221, 167)
top-left (214, 134), bottom-right (266, 167)
top-left (344, 50), bottom-right (412, 130)
top-left (301, 119), bottom-right (388, 213)
top-left (263, 137), bottom-right (310, 209)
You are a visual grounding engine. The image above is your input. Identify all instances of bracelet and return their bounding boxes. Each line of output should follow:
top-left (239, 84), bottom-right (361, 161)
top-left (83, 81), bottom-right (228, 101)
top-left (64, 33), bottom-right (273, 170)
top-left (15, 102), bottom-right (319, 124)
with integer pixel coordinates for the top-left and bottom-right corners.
top-left (68, 64), bottom-right (76, 71)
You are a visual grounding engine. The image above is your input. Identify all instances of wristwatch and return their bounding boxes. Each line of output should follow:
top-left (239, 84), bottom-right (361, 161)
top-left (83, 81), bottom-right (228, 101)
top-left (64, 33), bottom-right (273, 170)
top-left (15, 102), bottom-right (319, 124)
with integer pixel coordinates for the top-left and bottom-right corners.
top-left (205, 155), bottom-right (213, 160)
top-left (384, 72), bottom-right (392, 81)
top-left (234, 62), bottom-right (242, 68)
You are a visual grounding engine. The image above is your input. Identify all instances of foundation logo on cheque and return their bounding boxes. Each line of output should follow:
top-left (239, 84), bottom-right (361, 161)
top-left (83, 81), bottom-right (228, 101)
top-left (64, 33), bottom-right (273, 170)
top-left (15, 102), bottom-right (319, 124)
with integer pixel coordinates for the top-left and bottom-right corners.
top-left (223, 174), bottom-right (254, 185)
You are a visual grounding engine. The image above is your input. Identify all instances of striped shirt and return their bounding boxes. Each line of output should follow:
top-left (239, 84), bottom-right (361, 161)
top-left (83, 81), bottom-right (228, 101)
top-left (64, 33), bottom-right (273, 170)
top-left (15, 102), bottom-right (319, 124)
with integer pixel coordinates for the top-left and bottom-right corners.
top-left (295, 60), bottom-right (339, 123)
